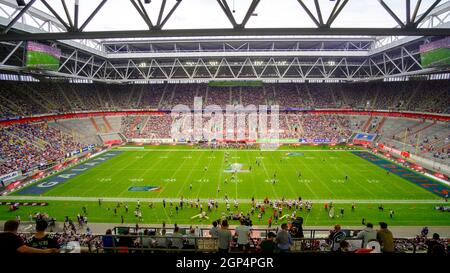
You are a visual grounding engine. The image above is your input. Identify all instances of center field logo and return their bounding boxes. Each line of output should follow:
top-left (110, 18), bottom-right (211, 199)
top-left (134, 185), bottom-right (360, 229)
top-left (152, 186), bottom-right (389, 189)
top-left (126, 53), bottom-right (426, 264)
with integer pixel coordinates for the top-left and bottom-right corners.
top-left (128, 186), bottom-right (161, 192)
top-left (223, 163), bottom-right (250, 173)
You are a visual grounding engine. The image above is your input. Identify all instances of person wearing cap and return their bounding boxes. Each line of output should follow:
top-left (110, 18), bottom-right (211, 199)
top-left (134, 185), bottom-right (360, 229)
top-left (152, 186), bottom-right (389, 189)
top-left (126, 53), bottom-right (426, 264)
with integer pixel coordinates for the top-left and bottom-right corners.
top-left (357, 222), bottom-right (377, 248)
top-left (377, 222), bottom-right (395, 253)
top-left (258, 232), bottom-right (277, 253)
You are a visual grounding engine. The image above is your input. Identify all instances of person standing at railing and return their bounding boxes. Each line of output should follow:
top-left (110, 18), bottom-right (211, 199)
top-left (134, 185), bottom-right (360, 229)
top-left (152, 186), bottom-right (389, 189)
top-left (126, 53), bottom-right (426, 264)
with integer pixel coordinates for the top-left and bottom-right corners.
top-left (102, 229), bottom-right (116, 253)
top-left (117, 229), bottom-right (134, 253)
top-left (171, 226), bottom-right (184, 250)
top-left (257, 232), bottom-right (277, 254)
top-left (377, 222), bottom-right (395, 253)
top-left (276, 223), bottom-right (293, 253)
top-left (155, 229), bottom-right (169, 249)
top-left (217, 220), bottom-right (232, 253)
top-left (329, 225), bottom-right (346, 252)
top-left (235, 219), bottom-right (251, 253)
top-left (209, 221), bottom-right (219, 238)
top-left (356, 223), bottom-right (377, 248)
top-left (184, 228), bottom-right (197, 249)
top-left (425, 233), bottom-right (445, 255)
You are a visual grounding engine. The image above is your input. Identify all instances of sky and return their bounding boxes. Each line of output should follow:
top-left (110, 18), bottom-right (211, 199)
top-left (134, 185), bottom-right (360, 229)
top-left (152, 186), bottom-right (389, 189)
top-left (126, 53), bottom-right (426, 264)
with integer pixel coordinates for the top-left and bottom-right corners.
top-left (25, 0), bottom-right (444, 31)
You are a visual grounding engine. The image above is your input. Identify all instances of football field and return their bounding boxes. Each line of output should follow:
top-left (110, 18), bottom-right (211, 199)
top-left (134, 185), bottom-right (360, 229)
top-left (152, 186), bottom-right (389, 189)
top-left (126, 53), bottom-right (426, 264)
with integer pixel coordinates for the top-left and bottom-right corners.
top-left (1, 145), bottom-right (449, 226)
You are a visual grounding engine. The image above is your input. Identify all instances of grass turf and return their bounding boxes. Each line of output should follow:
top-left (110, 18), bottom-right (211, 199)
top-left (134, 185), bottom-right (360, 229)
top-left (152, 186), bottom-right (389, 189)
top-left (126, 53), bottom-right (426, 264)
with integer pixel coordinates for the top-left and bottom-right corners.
top-left (15, 146), bottom-right (442, 200)
top-left (2, 145), bottom-right (448, 226)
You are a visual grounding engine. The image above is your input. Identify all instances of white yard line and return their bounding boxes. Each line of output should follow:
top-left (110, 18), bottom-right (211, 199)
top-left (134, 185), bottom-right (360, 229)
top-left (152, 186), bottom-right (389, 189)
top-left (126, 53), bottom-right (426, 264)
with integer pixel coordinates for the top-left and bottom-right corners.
top-left (2, 195), bottom-right (442, 204)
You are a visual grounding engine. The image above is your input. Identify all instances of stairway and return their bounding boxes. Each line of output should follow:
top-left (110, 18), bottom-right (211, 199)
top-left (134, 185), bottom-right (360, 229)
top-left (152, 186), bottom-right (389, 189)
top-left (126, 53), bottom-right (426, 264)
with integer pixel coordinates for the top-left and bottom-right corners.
top-left (102, 116), bottom-right (113, 132)
top-left (90, 117), bottom-right (101, 133)
top-left (374, 117), bottom-right (387, 133)
top-left (362, 116), bottom-right (373, 132)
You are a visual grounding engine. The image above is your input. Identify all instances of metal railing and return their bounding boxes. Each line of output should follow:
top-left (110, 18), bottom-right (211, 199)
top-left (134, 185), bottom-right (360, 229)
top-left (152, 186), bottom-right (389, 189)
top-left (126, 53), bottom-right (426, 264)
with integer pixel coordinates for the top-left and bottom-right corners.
top-left (16, 231), bottom-right (449, 254)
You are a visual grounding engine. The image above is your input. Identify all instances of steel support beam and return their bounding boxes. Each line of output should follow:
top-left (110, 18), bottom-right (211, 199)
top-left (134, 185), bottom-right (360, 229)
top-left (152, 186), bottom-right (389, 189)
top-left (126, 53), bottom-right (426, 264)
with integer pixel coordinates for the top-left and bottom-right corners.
top-left (415, 0), bottom-right (442, 27)
top-left (61, 0), bottom-right (73, 29)
top-left (131, 0), bottom-right (153, 29)
top-left (0, 27), bottom-right (449, 41)
top-left (0, 40), bottom-right (22, 64)
top-left (297, 0), bottom-right (321, 28)
top-left (159, 0), bottom-right (182, 29)
top-left (411, 0), bottom-right (422, 23)
top-left (326, 0), bottom-right (349, 27)
top-left (240, 0), bottom-right (260, 29)
top-left (74, 0), bottom-right (79, 30)
top-left (406, 0), bottom-right (411, 26)
top-left (157, 0), bottom-right (166, 27)
top-left (378, 0), bottom-right (405, 28)
top-left (2, 0), bottom-right (37, 34)
top-left (217, 0), bottom-right (237, 28)
top-left (79, 0), bottom-right (107, 32)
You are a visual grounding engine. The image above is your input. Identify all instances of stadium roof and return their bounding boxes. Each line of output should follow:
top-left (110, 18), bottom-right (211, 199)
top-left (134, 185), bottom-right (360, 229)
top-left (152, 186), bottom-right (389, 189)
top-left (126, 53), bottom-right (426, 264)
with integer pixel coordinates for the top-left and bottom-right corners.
top-left (0, 0), bottom-right (449, 83)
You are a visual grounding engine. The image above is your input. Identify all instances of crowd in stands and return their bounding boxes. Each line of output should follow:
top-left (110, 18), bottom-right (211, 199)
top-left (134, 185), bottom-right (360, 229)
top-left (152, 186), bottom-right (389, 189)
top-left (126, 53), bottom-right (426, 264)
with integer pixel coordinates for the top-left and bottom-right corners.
top-left (0, 122), bottom-right (83, 174)
top-left (0, 80), bottom-right (448, 119)
top-left (119, 112), bottom-right (353, 142)
top-left (298, 114), bottom-right (352, 142)
top-left (1, 215), bottom-right (448, 254)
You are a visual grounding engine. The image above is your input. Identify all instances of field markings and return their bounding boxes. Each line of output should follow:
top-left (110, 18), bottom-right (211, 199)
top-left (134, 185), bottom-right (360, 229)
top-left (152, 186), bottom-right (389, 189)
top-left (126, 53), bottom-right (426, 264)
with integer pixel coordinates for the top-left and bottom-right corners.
top-left (85, 154), bottom-right (144, 196)
top-left (174, 150), bottom-right (204, 199)
top-left (217, 151), bottom-right (224, 200)
top-left (347, 152), bottom-right (431, 199)
top-left (326, 156), bottom-right (376, 198)
top-left (294, 156), bottom-right (320, 199)
top-left (259, 153), bottom-right (279, 200)
top-left (0, 195), bottom-right (442, 204)
top-left (50, 152), bottom-right (131, 197)
top-left (273, 155), bottom-right (301, 200)
top-left (117, 149), bottom-right (172, 198)
top-left (116, 148), bottom-right (363, 152)
top-left (298, 152), bottom-right (338, 199)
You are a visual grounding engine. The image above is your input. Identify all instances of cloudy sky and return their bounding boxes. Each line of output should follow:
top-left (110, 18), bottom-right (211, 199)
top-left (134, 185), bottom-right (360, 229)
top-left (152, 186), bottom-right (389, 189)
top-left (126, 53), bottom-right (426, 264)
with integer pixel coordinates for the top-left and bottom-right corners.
top-left (27, 0), bottom-right (443, 31)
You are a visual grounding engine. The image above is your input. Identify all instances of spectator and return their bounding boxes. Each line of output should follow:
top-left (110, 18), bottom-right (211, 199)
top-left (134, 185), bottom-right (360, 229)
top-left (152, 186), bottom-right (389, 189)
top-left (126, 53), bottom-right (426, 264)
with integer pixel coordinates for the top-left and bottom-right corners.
top-left (356, 222), bottom-right (377, 247)
top-left (209, 221), bottom-right (219, 238)
top-left (377, 222), bottom-right (395, 253)
top-left (235, 219), bottom-right (251, 253)
top-left (337, 240), bottom-right (350, 253)
top-left (425, 233), bottom-right (445, 255)
top-left (102, 229), bottom-right (116, 253)
top-left (184, 228), bottom-right (197, 249)
top-left (171, 226), bottom-right (184, 249)
top-left (217, 220), bottom-right (232, 253)
top-left (276, 223), bottom-right (293, 253)
top-left (258, 231), bottom-right (277, 254)
top-left (329, 224), bottom-right (346, 252)
top-left (117, 229), bottom-right (134, 253)
top-left (141, 229), bottom-right (152, 249)
top-left (0, 220), bottom-right (57, 253)
top-left (25, 220), bottom-right (60, 250)
top-left (155, 229), bottom-right (169, 249)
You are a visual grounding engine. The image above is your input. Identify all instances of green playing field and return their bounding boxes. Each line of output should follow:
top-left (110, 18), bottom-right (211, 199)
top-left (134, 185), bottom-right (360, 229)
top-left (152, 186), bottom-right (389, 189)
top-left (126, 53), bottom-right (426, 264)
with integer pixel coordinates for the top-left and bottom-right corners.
top-left (1, 145), bottom-right (448, 226)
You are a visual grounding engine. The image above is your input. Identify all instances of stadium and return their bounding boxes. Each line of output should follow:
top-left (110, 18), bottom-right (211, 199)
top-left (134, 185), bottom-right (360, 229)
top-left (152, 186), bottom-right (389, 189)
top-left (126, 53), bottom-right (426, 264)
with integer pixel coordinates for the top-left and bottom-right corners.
top-left (0, 0), bottom-right (449, 257)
